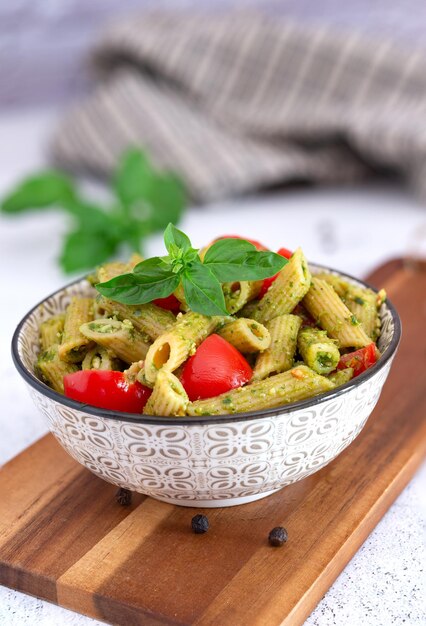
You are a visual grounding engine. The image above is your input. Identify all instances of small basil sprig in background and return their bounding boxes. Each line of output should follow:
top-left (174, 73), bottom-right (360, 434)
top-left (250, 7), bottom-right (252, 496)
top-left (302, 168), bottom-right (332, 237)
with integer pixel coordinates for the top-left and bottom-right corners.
top-left (0, 148), bottom-right (186, 273)
top-left (96, 224), bottom-right (288, 316)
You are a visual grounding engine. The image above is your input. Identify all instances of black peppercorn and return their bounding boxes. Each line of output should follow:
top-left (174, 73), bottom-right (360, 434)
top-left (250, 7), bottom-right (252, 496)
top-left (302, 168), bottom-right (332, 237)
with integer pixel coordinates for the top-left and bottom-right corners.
top-left (191, 514), bottom-right (209, 534)
top-left (268, 526), bottom-right (288, 547)
top-left (116, 487), bottom-right (132, 506)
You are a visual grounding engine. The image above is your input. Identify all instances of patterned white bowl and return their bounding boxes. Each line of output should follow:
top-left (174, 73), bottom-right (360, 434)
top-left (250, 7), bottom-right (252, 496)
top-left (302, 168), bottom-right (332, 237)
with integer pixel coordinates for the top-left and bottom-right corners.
top-left (12, 265), bottom-right (401, 507)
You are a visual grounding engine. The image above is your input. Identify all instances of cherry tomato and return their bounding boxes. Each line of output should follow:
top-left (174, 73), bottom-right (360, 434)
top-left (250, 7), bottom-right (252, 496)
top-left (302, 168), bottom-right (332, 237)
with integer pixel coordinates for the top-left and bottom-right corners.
top-left (337, 343), bottom-right (377, 377)
top-left (276, 247), bottom-right (292, 259)
top-left (258, 247), bottom-right (293, 299)
top-left (213, 235), bottom-right (268, 251)
top-left (180, 334), bottom-right (252, 401)
top-left (64, 370), bottom-right (152, 413)
top-left (153, 293), bottom-right (181, 312)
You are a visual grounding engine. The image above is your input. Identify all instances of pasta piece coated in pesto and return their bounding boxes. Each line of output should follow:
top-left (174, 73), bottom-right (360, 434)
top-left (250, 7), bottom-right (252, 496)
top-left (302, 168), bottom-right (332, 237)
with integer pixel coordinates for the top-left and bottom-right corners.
top-left (303, 278), bottom-right (371, 349)
top-left (173, 283), bottom-right (189, 312)
top-left (187, 365), bottom-right (333, 416)
top-left (250, 248), bottom-right (311, 323)
top-left (95, 253), bottom-right (143, 284)
top-left (298, 327), bottom-right (340, 375)
top-left (96, 261), bottom-right (128, 284)
top-left (36, 345), bottom-right (79, 393)
top-left (39, 314), bottom-right (65, 351)
top-left (144, 312), bottom-right (220, 384)
top-left (252, 314), bottom-right (301, 381)
top-left (97, 297), bottom-right (175, 341)
top-left (59, 297), bottom-right (95, 363)
top-left (218, 318), bottom-right (271, 353)
top-left (328, 368), bottom-right (354, 387)
top-left (80, 319), bottom-right (151, 363)
top-left (144, 371), bottom-right (189, 416)
top-left (223, 280), bottom-right (263, 314)
top-left (314, 272), bottom-right (349, 298)
top-left (82, 346), bottom-right (121, 371)
top-left (344, 285), bottom-right (381, 341)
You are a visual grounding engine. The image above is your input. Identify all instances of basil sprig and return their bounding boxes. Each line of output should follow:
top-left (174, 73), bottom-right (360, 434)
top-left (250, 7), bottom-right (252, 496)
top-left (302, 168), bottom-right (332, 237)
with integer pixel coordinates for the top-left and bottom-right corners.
top-left (1, 149), bottom-right (186, 273)
top-left (96, 225), bottom-right (288, 316)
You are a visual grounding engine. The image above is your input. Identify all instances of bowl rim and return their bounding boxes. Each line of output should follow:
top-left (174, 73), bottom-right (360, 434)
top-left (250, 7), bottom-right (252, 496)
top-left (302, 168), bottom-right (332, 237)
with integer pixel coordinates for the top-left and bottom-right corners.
top-left (12, 264), bottom-right (401, 426)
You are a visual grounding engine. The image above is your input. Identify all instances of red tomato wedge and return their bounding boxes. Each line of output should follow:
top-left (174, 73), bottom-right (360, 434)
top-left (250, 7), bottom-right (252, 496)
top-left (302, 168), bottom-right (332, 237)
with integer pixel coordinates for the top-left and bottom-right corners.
top-left (64, 370), bottom-right (152, 413)
top-left (337, 343), bottom-right (377, 377)
top-left (276, 247), bottom-right (293, 259)
top-left (153, 293), bottom-right (181, 312)
top-left (213, 235), bottom-right (268, 251)
top-left (258, 247), bottom-right (293, 299)
top-left (180, 334), bottom-right (252, 401)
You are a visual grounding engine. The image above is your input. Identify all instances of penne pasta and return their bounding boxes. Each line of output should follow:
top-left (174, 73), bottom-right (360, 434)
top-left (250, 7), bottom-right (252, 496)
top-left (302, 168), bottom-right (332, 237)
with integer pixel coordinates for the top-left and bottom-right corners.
top-left (218, 318), bottom-right (270, 353)
top-left (187, 365), bottom-right (333, 416)
top-left (250, 248), bottom-right (311, 323)
top-left (95, 254), bottom-right (144, 284)
top-left (96, 261), bottom-right (128, 284)
top-left (297, 327), bottom-right (340, 375)
top-left (303, 278), bottom-right (372, 349)
top-left (328, 368), bottom-right (354, 387)
top-left (59, 297), bottom-right (95, 363)
top-left (40, 314), bottom-right (65, 351)
top-left (36, 345), bottom-right (79, 393)
top-left (314, 272), bottom-right (349, 298)
top-left (223, 280), bottom-right (263, 314)
top-left (173, 283), bottom-right (189, 312)
top-left (144, 312), bottom-right (220, 384)
top-left (97, 297), bottom-right (175, 340)
top-left (238, 299), bottom-right (260, 319)
top-left (344, 285), bottom-right (381, 341)
top-left (144, 371), bottom-right (189, 416)
top-left (252, 314), bottom-right (301, 381)
top-left (80, 319), bottom-right (151, 364)
top-left (82, 346), bottom-right (120, 371)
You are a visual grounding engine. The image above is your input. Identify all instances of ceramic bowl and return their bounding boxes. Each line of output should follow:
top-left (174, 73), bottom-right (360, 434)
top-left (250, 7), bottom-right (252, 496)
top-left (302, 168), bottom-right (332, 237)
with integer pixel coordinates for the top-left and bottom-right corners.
top-left (12, 265), bottom-right (401, 508)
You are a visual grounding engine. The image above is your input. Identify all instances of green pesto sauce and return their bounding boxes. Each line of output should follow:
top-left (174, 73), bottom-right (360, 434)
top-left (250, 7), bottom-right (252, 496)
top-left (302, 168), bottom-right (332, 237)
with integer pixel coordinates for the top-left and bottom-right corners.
top-left (39, 347), bottom-right (56, 363)
top-left (88, 321), bottom-right (117, 334)
top-left (316, 352), bottom-right (334, 369)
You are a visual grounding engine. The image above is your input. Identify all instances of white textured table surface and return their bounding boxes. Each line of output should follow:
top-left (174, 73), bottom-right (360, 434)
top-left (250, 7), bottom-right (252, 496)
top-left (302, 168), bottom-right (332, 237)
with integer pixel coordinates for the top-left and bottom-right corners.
top-left (0, 108), bottom-right (425, 626)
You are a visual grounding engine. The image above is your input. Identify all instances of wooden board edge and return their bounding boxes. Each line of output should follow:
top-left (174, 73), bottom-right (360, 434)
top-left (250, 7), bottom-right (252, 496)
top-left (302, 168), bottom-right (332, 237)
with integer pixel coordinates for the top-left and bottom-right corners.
top-left (365, 258), bottom-right (404, 287)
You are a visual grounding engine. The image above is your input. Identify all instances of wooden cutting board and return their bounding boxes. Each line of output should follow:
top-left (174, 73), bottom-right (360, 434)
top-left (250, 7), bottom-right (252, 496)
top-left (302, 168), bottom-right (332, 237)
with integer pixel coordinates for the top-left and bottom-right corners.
top-left (1, 259), bottom-right (425, 626)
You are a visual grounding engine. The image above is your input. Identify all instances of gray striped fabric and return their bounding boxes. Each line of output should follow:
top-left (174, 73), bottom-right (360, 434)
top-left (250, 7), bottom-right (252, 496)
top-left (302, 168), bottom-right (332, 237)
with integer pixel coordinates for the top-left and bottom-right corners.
top-left (52, 12), bottom-right (426, 202)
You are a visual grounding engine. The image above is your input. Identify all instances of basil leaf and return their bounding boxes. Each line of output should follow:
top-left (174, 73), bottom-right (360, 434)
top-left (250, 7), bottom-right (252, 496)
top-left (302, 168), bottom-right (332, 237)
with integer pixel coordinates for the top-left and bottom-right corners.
top-left (164, 223), bottom-right (192, 255)
top-left (204, 238), bottom-right (256, 262)
top-left (66, 199), bottom-right (113, 230)
top-left (203, 238), bottom-right (255, 281)
top-left (132, 256), bottom-right (170, 276)
top-left (1, 171), bottom-right (76, 213)
top-left (114, 149), bottom-right (152, 210)
top-left (1, 148), bottom-right (187, 275)
top-left (114, 150), bottom-right (186, 231)
top-left (204, 238), bottom-right (287, 281)
top-left (60, 228), bottom-right (119, 274)
top-left (97, 258), bottom-right (180, 304)
top-left (182, 261), bottom-right (229, 316)
top-left (236, 250), bottom-right (288, 279)
top-left (145, 174), bottom-right (186, 231)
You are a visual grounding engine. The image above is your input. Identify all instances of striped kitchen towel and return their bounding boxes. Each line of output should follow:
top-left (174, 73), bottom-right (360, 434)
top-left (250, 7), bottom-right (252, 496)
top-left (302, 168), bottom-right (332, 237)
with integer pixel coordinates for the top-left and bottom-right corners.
top-left (52, 11), bottom-right (426, 202)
